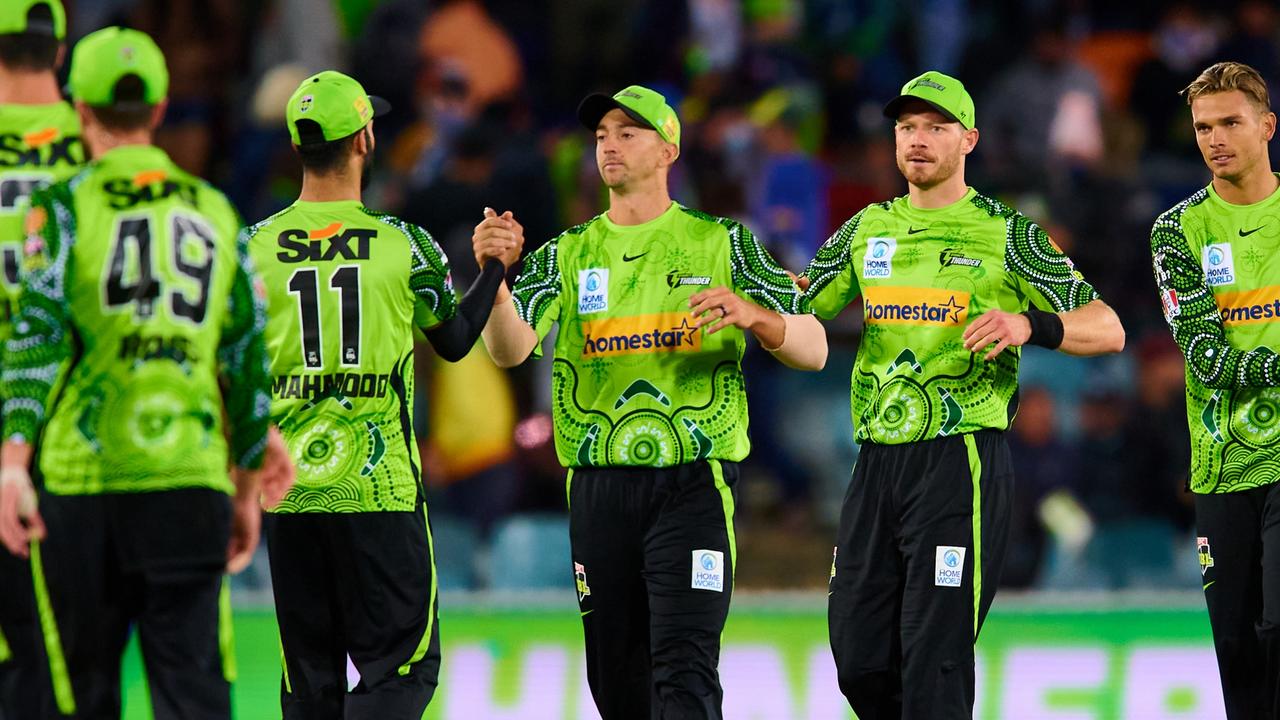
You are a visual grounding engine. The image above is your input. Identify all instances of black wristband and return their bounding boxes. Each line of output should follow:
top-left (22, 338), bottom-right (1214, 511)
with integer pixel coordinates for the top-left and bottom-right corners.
top-left (1022, 307), bottom-right (1064, 349)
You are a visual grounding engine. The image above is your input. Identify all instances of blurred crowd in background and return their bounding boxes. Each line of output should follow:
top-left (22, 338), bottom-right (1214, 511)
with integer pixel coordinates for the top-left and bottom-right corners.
top-left (57, 0), bottom-right (1277, 594)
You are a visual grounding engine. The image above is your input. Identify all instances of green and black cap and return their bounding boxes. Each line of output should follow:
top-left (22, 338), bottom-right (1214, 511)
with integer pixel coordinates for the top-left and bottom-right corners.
top-left (0, 0), bottom-right (65, 39)
top-left (882, 70), bottom-right (976, 130)
top-left (286, 70), bottom-right (390, 146)
top-left (68, 27), bottom-right (168, 108)
top-left (577, 85), bottom-right (681, 148)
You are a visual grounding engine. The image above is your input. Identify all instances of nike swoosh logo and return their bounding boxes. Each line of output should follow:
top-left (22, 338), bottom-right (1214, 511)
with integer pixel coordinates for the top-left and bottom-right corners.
top-left (622, 252), bottom-right (648, 262)
top-left (1203, 581), bottom-right (1216, 591)
top-left (580, 609), bottom-right (593, 616)
top-left (1239, 227), bottom-right (1265, 237)
top-left (908, 226), bottom-right (928, 235)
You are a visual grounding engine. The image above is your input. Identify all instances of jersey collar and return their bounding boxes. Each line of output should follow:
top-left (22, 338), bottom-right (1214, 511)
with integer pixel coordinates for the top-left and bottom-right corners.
top-left (600, 200), bottom-right (680, 233)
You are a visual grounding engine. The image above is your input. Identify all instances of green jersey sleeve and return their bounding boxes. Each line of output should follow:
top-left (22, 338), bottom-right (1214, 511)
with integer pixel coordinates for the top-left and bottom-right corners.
top-left (801, 210), bottom-right (865, 320)
top-left (1004, 215), bottom-right (1099, 312)
top-left (512, 236), bottom-right (563, 343)
top-left (401, 220), bottom-right (457, 329)
top-left (1151, 208), bottom-right (1280, 388)
top-left (2, 184), bottom-right (74, 443)
top-left (221, 228), bottom-right (272, 469)
top-left (725, 220), bottom-right (805, 313)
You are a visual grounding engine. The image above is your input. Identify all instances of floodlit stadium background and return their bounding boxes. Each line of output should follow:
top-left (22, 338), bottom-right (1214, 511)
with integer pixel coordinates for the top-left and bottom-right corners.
top-left (50, 0), bottom-right (1269, 717)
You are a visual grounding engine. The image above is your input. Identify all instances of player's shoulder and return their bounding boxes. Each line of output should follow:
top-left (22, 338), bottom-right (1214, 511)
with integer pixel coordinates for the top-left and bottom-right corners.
top-left (842, 198), bottom-right (896, 230)
top-left (360, 206), bottom-right (433, 243)
top-left (542, 213), bottom-right (604, 254)
top-left (241, 204), bottom-right (298, 241)
top-left (1154, 186), bottom-right (1212, 231)
top-left (675, 204), bottom-right (744, 232)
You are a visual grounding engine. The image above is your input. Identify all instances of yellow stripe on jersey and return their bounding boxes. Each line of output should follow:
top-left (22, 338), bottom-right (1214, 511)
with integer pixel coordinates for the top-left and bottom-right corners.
top-left (1215, 285), bottom-right (1280, 326)
top-left (863, 286), bottom-right (971, 326)
top-left (580, 312), bottom-right (703, 358)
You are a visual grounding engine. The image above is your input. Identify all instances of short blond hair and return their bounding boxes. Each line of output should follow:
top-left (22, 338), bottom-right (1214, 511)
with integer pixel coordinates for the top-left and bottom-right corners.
top-left (1182, 61), bottom-right (1272, 112)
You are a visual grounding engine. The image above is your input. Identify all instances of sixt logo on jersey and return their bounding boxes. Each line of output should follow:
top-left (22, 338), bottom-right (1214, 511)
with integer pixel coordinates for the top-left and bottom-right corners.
top-left (863, 286), bottom-right (970, 326)
top-left (581, 313), bottom-right (701, 358)
top-left (104, 172), bottom-right (202, 210)
top-left (0, 131), bottom-right (84, 169)
top-left (276, 222), bottom-right (375, 263)
top-left (1215, 285), bottom-right (1280, 326)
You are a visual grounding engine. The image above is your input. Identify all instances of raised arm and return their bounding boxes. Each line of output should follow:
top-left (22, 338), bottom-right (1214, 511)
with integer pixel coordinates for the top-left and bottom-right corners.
top-left (474, 209), bottom-right (552, 368)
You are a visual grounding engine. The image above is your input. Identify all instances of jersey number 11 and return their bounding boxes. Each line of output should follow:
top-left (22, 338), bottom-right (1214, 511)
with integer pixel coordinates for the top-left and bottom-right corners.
top-left (286, 266), bottom-right (361, 370)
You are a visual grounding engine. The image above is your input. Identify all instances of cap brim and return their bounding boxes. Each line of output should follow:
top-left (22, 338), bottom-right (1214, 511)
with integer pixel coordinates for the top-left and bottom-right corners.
top-left (882, 95), bottom-right (963, 125)
top-left (577, 93), bottom-right (655, 134)
top-left (370, 95), bottom-right (391, 118)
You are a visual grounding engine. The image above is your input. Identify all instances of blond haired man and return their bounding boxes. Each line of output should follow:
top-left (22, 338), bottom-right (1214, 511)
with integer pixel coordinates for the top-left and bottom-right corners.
top-left (1151, 61), bottom-right (1280, 719)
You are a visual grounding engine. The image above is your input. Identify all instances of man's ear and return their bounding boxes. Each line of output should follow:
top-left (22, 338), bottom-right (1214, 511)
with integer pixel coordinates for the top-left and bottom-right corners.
top-left (149, 99), bottom-right (169, 132)
top-left (961, 127), bottom-right (980, 156)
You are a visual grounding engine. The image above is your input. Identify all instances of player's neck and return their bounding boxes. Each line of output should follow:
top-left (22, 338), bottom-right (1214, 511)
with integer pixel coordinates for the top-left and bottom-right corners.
top-left (1213, 164), bottom-right (1279, 206)
top-left (606, 184), bottom-right (672, 226)
top-left (84, 128), bottom-right (153, 159)
top-left (0, 68), bottom-right (62, 105)
top-left (908, 173), bottom-right (969, 209)
top-left (299, 172), bottom-right (362, 203)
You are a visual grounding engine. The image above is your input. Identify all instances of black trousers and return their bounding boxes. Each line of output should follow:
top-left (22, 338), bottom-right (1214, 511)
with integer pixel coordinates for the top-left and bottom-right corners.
top-left (265, 504), bottom-right (441, 720)
top-left (569, 460), bottom-right (738, 720)
top-left (0, 551), bottom-right (52, 720)
top-left (1196, 483), bottom-right (1280, 720)
top-left (828, 430), bottom-right (1012, 720)
top-left (33, 488), bottom-right (233, 720)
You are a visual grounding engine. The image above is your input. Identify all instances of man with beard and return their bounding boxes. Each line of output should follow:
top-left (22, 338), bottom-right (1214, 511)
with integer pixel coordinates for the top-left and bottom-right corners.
top-left (474, 85), bottom-right (827, 718)
top-left (243, 70), bottom-right (513, 718)
top-left (800, 70), bottom-right (1125, 718)
top-left (1150, 61), bottom-right (1280, 719)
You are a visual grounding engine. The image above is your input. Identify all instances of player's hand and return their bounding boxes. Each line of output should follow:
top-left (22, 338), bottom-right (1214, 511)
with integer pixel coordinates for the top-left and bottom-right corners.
top-left (689, 286), bottom-right (765, 335)
top-left (472, 207), bottom-right (524, 270)
top-left (226, 490), bottom-right (262, 575)
top-left (258, 426), bottom-right (295, 511)
top-left (0, 465), bottom-right (44, 558)
top-left (962, 310), bottom-right (1032, 360)
top-left (787, 271), bottom-right (811, 292)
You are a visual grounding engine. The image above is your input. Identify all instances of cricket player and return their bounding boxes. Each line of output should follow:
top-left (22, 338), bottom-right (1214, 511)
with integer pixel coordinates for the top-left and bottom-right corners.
top-left (0, 2), bottom-right (84, 716)
top-left (474, 85), bottom-right (827, 718)
top-left (246, 70), bottom-right (512, 718)
top-left (1151, 60), bottom-right (1280, 720)
top-left (0, 27), bottom-right (293, 719)
top-left (803, 70), bottom-right (1125, 719)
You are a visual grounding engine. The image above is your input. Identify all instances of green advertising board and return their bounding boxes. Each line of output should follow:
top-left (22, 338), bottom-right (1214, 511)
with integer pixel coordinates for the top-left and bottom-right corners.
top-left (116, 595), bottom-right (1224, 719)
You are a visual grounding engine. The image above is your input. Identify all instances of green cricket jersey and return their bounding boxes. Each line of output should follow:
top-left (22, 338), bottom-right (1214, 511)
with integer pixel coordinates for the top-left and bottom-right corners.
top-left (804, 188), bottom-right (1098, 445)
top-left (511, 201), bottom-right (804, 468)
top-left (246, 200), bottom-right (457, 513)
top-left (0, 102), bottom-right (85, 329)
top-left (2, 144), bottom-right (270, 495)
top-left (1151, 179), bottom-right (1280, 494)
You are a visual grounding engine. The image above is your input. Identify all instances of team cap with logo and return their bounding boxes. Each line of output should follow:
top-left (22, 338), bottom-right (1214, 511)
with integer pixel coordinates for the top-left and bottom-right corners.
top-left (882, 70), bottom-right (976, 130)
top-left (577, 85), bottom-right (681, 148)
top-left (286, 70), bottom-right (390, 146)
top-left (68, 27), bottom-right (168, 107)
